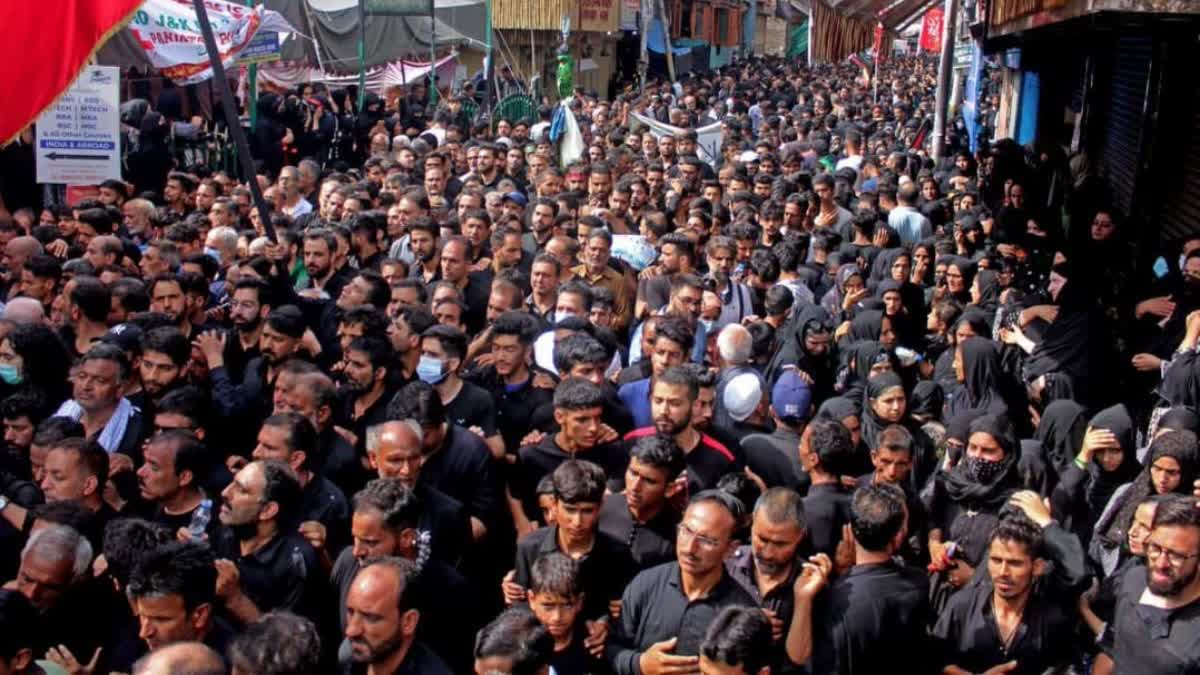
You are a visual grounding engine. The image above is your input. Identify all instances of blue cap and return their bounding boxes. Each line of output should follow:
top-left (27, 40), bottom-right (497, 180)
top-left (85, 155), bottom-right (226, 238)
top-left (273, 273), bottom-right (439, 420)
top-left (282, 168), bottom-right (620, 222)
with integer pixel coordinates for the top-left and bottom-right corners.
top-left (772, 368), bottom-right (813, 422)
top-left (503, 191), bottom-right (528, 207)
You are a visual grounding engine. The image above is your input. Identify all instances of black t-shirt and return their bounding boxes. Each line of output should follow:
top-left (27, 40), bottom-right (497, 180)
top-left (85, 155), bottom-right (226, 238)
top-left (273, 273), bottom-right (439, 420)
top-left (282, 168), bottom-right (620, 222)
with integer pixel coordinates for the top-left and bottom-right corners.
top-left (551, 624), bottom-right (607, 675)
top-left (444, 381), bottom-right (498, 438)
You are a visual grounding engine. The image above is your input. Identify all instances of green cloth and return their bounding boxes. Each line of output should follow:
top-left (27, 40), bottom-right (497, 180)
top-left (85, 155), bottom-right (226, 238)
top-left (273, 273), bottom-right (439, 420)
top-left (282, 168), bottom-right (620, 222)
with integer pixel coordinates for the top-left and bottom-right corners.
top-left (291, 259), bottom-right (310, 291)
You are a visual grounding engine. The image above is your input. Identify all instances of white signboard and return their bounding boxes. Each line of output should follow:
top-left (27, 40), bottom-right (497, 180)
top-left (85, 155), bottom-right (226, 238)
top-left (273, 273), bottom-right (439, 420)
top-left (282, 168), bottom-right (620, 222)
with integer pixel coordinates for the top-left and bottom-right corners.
top-left (36, 66), bottom-right (121, 186)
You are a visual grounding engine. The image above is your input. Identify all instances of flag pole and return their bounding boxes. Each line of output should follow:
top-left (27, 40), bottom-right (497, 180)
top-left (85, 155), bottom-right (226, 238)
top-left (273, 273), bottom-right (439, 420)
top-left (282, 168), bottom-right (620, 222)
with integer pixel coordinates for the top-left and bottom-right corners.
top-left (190, 0), bottom-right (276, 242)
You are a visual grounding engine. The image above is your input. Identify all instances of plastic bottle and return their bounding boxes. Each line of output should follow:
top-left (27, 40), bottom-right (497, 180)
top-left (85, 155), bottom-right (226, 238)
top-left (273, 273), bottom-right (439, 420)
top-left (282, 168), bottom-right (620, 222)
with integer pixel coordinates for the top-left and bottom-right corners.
top-left (188, 499), bottom-right (213, 541)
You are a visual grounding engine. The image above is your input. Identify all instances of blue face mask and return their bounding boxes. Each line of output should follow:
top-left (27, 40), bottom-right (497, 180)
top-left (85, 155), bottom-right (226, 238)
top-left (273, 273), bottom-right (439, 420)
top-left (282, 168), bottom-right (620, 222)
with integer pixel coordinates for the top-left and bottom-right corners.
top-left (0, 364), bottom-right (21, 386)
top-left (699, 319), bottom-right (715, 334)
top-left (416, 355), bottom-right (447, 385)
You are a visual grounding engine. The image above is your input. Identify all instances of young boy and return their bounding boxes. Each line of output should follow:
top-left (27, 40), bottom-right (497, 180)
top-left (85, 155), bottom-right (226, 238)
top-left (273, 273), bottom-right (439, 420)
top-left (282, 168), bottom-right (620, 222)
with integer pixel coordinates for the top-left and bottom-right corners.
top-left (527, 552), bottom-right (606, 675)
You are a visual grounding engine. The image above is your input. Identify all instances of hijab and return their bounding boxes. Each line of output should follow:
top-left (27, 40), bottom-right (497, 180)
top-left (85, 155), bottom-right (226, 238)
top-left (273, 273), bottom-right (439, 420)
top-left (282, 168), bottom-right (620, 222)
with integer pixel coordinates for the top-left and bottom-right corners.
top-left (941, 414), bottom-right (1021, 509)
top-left (849, 310), bottom-right (886, 343)
top-left (840, 341), bottom-right (891, 405)
top-left (910, 380), bottom-right (944, 423)
top-left (1085, 404), bottom-right (1141, 516)
top-left (862, 372), bottom-right (906, 451)
top-left (821, 263), bottom-right (865, 316)
top-left (1160, 350), bottom-right (1200, 410)
top-left (945, 337), bottom-right (1008, 419)
top-left (1159, 407), bottom-right (1200, 435)
top-left (973, 269), bottom-right (1001, 313)
top-left (945, 256), bottom-right (976, 304)
top-left (817, 396), bottom-right (859, 424)
top-left (1098, 430), bottom-right (1200, 548)
top-left (1034, 399), bottom-right (1087, 476)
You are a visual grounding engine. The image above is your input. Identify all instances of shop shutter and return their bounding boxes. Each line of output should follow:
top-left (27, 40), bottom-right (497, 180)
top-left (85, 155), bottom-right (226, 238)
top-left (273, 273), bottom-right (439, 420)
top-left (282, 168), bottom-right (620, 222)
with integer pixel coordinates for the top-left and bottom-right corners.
top-left (1160, 79), bottom-right (1200, 241)
top-left (1101, 35), bottom-right (1152, 218)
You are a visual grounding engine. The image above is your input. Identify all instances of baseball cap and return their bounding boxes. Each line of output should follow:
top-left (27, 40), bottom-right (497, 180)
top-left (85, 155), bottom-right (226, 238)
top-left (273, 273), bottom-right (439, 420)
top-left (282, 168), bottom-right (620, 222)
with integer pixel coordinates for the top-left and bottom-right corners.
top-left (772, 368), bottom-right (813, 423)
top-left (738, 151), bottom-right (760, 164)
top-left (100, 323), bottom-right (144, 354)
top-left (724, 372), bottom-right (765, 423)
top-left (503, 192), bottom-right (528, 207)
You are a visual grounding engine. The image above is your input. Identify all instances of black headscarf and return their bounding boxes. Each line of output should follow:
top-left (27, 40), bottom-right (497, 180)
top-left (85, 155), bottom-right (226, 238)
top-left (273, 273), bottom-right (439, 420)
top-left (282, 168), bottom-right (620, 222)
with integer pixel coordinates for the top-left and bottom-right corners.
top-left (1034, 399), bottom-right (1087, 475)
top-left (973, 269), bottom-right (1002, 314)
top-left (765, 304), bottom-right (836, 400)
top-left (945, 337), bottom-right (1008, 419)
top-left (817, 396), bottom-right (859, 424)
top-left (1024, 269), bottom-right (1102, 401)
top-left (1159, 407), bottom-right (1200, 436)
top-left (1084, 404), bottom-right (1141, 516)
top-left (944, 256), bottom-right (976, 304)
top-left (941, 414), bottom-right (1021, 509)
top-left (1098, 430), bottom-right (1200, 549)
top-left (849, 310), bottom-right (886, 343)
top-left (1160, 350), bottom-right (1200, 409)
top-left (840, 341), bottom-right (891, 405)
top-left (910, 381), bottom-right (944, 423)
top-left (862, 372), bottom-right (906, 451)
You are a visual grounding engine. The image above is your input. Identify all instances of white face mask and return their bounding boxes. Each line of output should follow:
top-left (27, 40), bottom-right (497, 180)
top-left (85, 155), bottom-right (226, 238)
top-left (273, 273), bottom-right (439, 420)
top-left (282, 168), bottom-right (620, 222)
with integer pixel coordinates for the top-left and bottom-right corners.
top-left (556, 310), bottom-right (577, 324)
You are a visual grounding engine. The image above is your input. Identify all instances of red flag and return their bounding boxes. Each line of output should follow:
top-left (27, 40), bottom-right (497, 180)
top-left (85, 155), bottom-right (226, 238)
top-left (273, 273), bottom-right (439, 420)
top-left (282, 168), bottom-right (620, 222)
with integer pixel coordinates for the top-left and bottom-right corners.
top-left (873, 22), bottom-right (885, 64)
top-left (919, 7), bottom-right (944, 53)
top-left (0, 0), bottom-right (142, 145)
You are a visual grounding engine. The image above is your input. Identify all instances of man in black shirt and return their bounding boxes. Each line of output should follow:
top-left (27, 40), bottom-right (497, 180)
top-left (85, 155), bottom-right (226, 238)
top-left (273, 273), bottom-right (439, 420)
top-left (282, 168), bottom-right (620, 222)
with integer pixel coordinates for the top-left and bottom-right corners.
top-left (289, 370), bottom-right (362, 495)
top-left (607, 490), bottom-right (756, 675)
top-left (934, 492), bottom-right (1085, 675)
top-left (726, 487), bottom-right (808, 674)
top-left (1097, 494), bottom-right (1200, 674)
top-left (740, 368), bottom-right (811, 492)
top-left (127, 541), bottom-right (231, 657)
top-left (344, 557), bottom-right (453, 675)
top-left (797, 419), bottom-right (855, 557)
top-left (418, 324), bottom-right (503, 458)
top-left (787, 483), bottom-right (931, 674)
top-left (699, 606), bottom-right (774, 675)
top-left (337, 336), bottom-right (396, 454)
top-left (463, 311), bottom-right (554, 458)
top-left (854, 424), bottom-right (929, 565)
top-left (515, 378), bottom-right (628, 527)
top-left (599, 433), bottom-right (683, 571)
top-left (250, 412), bottom-right (350, 561)
top-left (134, 430), bottom-right (216, 537)
top-left (508, 460), bottom-right (636, 626)
top-left (211, 460), bottom-right (322, 628)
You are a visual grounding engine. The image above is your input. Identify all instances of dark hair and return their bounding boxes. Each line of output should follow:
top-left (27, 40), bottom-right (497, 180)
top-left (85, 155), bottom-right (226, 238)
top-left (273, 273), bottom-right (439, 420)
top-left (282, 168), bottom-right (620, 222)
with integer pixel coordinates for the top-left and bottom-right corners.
top-left (155, 386), bottom-right (209, 429)
top-left (529, 551), bottom-right (583, 598)
top-left (809, 418), bottom-right (855, 475)
top-left (6, 323), bottom-right (70, 401)
top-left (553, 377), bottom-right (606, 411)
top-left (70, 275), bottom-right (111, 323)
top-left (229, 611), bottom-right (323, 675)
top-left (352, 478), bottom-right (420, 532)
top-left (700, 607), bottom-right (773, 673)
top-left (753, 486), bottom-right (807, 531)
top-left (141, 326), bottom-right (191, 367)
top-left (850, 483), bottom-right (907, 552)
top-left (557, 280), bottom-right (595, 312)
top-left (266, 305), bottom-right (306, 339)
top-left (629, 433), bottom-right (686, 480)
top-left (259, 460), bottom-right (303, 526)
top-left (492, 311), bottom-right (539, 346)
top-left (657, 365), bottom-right (699, 402)
top-left (553, 333), bottom-right (607, 374)
top-left (347, 335), bottom-right (392, 371)
top-left (102, 517), bottom-right (172, 587)
top-left (689, 489), bottom-right (744, 527)
top-left (654, 315), bottom-right (695, 355)
top-left (0, 590), bottom-right (37, 660)
top-left (1152, 494), bottom-right (1200, 533)
top-left (474, 607), bottom-right (554, 675)
top-left (233, 276), bottom-right (273, 307)
top-left (32, 416), bottom-right (84, 447)
top-left (0, 389), bottom-right (44, 424)
top-left (387, 381), bottom-right (446, 427)
top-left (989, 514), bottom-right (1045, 559)
top-left (357, 555), bottom-right (418, 611)
top-left (262, 412), bottom-right (319, 464)
top-left (877, 425), bottom-right (914, 456)
top-left (53, 437), bottom-right (109, 491)
top-left (421, 324), bottom-right (468, 362)
top-left (353, 270), bottom-right (391, 310)
top-left (552, 459), bottom-right (606, 504)
top-left (145, 430), bottom-right (207, 483)
top-left (78, 342), bottom-right (131, 382)
top-left (717, 472), bottom-right (760, 519)
top-left (127, 541), bottom-right (217, 611)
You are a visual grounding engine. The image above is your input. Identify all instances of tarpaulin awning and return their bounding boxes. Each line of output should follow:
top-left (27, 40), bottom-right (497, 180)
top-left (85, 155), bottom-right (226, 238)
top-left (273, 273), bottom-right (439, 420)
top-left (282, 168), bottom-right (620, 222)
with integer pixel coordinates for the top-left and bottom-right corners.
top-left (254, 52), bottom-right (459, 92)
top-left (647, 18), bottom-right (693, 55)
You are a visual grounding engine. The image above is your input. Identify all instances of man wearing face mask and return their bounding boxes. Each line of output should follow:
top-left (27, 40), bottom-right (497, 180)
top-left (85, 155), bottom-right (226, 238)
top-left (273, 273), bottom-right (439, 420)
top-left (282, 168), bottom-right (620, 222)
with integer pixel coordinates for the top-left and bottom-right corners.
top-left (416, 325), bottom-right (503, 459)
top-left (704, 236), bottom-right (754, 330)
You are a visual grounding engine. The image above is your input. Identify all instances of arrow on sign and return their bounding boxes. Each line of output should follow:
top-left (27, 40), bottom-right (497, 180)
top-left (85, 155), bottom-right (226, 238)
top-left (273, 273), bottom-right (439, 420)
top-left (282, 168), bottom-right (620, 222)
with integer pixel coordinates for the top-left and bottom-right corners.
top-left (46, 152), bottom-right (110, 161)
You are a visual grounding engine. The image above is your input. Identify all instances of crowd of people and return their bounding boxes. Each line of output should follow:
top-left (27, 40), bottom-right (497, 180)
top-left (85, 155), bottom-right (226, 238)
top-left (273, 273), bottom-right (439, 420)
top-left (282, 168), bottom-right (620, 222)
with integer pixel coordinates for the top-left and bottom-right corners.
top-left (0, 50), bottom-right (1195, 675)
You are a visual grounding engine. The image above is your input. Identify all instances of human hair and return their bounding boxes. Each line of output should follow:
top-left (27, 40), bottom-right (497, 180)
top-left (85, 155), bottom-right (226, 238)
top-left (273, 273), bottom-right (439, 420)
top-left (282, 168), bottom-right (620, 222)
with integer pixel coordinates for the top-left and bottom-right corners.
top-left (357, 555), bottom-right (418, 611)
top-left (32, 416), bottom-right (84, 447)
top-left (265, 305), bottom-right (306, 339)
top-left (262, 412), bottom-right (318, 461)
top-left (1152, 494), bottom-right (1200, 533)
top-left (24, 253), bottom-right (62, 281)
top-left (146, 430), bottom-right (207, 483)
top-left (302, 227), bottom-right (337, 253)
top-left (629, 433), bottom-right (685, 480)
top-left (140, 326), bottom-right (191, 367)
top-left (127, 541), bottom-right (217, 611)
top-left (474, 607), bottom-right (554, 675)
top-left (492, 311), bottom-right (539, 346)
top-left (553, 377), bottom-right (606, 412)
top-left (557, 280), bottom-right (595, 312)
top-left (70, 275), bottom-right (112, 323)
top-left (877, 425), bottom-right (914, 456)
top-left (657, 365), bottom-right (699, 401)
top-left (0, 389), bottom-right (43, 425)
top-left (258, 460), bottom-right (303, 527)
top-left (352, 478), bottom-right (420, 533)
top-left (228, 611), bottom-right (322, 675)
top-left (52, 437), bottom-right (109, 491)
top-left (700, 606), bottom-right (773, 673)
top-left (78, 342), bottom-right (131, 382)
top-left (753, 487), bottom-right (807, 531)
top-left (529, 551), bottom-right (582, 598)
top-left (808, 418), bottom-right (855, 475)
top-left (155, 386), bottom-right (209, 429)
top-left (989, 514), bottom-right (1045, 559)
top-left (421, 324), bottom-right (468, 362)
top-left (101, 517), bottom-right (172, 587)
top-left (552, 333), bottom-right (607, 374)
top-left (552, 459), bottom-right (606, 504)
top-left (850, 483), bottom-right (907, 552)
top-left (654, 315), bottom-right (695, 355)
top-left (353, 269), bottom-right (391, 309)
top-left (689, 489), bottom-right (744, 526)
top-left (21, 524), bottom-right (91, 584)
top-left (717, 324), bottom-right (753, 364)
top-left (0, 590), bottom-right (37, 661)
top-left (386, 381), bottom-right (446, 427)
top-left (397, 304), bottom-right (436, 335)
top-left (6, 323), bottom-right (70, 398)
top-left (341, 306), bottom-right (389, 340)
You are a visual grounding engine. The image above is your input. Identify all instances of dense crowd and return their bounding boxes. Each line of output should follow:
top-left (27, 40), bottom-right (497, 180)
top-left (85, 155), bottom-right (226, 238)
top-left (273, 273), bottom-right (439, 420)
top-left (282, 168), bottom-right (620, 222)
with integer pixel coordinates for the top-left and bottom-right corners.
top-left (0, 51), bottom-right (1195, 675)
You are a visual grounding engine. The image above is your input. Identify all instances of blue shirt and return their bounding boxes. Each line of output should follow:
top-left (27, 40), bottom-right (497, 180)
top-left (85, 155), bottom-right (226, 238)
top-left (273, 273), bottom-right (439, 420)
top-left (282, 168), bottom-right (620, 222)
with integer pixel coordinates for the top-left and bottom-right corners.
top-left (887, 205), bottom-right (933, 246)
top-left (618, 377), bottom-right (654, 428)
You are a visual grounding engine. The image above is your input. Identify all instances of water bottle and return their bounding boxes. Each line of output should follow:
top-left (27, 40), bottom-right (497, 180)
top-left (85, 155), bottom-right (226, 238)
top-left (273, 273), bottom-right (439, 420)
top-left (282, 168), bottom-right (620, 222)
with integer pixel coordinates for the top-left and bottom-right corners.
top-left (188, 499), bottom-right (213, 541)
top-left (894, 346), bottom-right (922, 367)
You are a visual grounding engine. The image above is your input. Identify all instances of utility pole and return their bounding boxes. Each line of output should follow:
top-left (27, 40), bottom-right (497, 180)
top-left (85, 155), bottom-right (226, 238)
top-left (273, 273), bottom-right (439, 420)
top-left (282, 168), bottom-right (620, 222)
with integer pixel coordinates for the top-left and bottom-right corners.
top-left (930, 0), bottom-right (959, 161)
top-left (659, 0), bottom-right (675, 82)
top-left (190, 0), bottom-right (276, 242)
top-left (246, 0), bottom-right (258, 130)
top-left (483, 0), bottom-right (493, 116)
top-left (638, 0), bottom-right (649, 88)
top-left (358, 0), bottom-right (367, 109)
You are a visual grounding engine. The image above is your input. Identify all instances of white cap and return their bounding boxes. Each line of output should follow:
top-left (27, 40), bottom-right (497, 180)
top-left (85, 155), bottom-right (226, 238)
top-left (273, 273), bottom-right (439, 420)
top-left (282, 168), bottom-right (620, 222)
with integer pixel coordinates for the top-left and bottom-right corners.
top-left (723, 372), bottom-right (764, 422)
top-left (739, 150), bottom-right (760, 163)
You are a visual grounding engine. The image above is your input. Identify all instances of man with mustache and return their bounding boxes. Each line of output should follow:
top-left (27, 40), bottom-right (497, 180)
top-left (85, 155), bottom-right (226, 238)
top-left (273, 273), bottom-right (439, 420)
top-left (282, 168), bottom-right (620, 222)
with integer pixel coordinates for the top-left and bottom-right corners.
top-left (724, 487), bottom-right (808, 674)
top-left (344, 557), bottom-right (453, 675)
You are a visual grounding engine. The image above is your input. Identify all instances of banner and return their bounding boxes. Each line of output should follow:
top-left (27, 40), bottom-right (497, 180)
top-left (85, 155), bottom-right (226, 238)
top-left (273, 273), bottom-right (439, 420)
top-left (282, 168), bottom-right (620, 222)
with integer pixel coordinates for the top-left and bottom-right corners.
top-left (631, 113), bottom-right (724, 168)
top-left (919, 7), bottom-right (943, 53)
top-left (128, 0), bottom-right (296, 84)
top-left (0, 0), bottom-right (142, 145)
top-left (550, 101), bottom-right (585, 169)
top-left (872, 22), bottom-right (884, 64)
top-left (36, 66), bottom-right (122, 185)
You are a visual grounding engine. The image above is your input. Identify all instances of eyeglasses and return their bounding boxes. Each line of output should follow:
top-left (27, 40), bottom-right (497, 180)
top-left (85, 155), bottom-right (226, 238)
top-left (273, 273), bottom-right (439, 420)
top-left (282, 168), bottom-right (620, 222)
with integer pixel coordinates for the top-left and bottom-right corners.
top-left (1146, 542), bottom-right (1200, 567)
top-left (678, 523), bottom-right (722, 550)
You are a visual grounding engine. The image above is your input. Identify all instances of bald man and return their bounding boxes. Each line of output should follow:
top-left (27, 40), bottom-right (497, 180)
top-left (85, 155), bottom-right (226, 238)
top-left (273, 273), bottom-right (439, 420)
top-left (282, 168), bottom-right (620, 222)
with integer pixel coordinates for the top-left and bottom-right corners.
top-left (2, 236), bottom-right (43, 287)
top-left (133, 641), bottom-right (225, 675)
top-left (2, 297), bottom-right (45, 326)
top-left (345, 558), bottom-right (452, 674)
